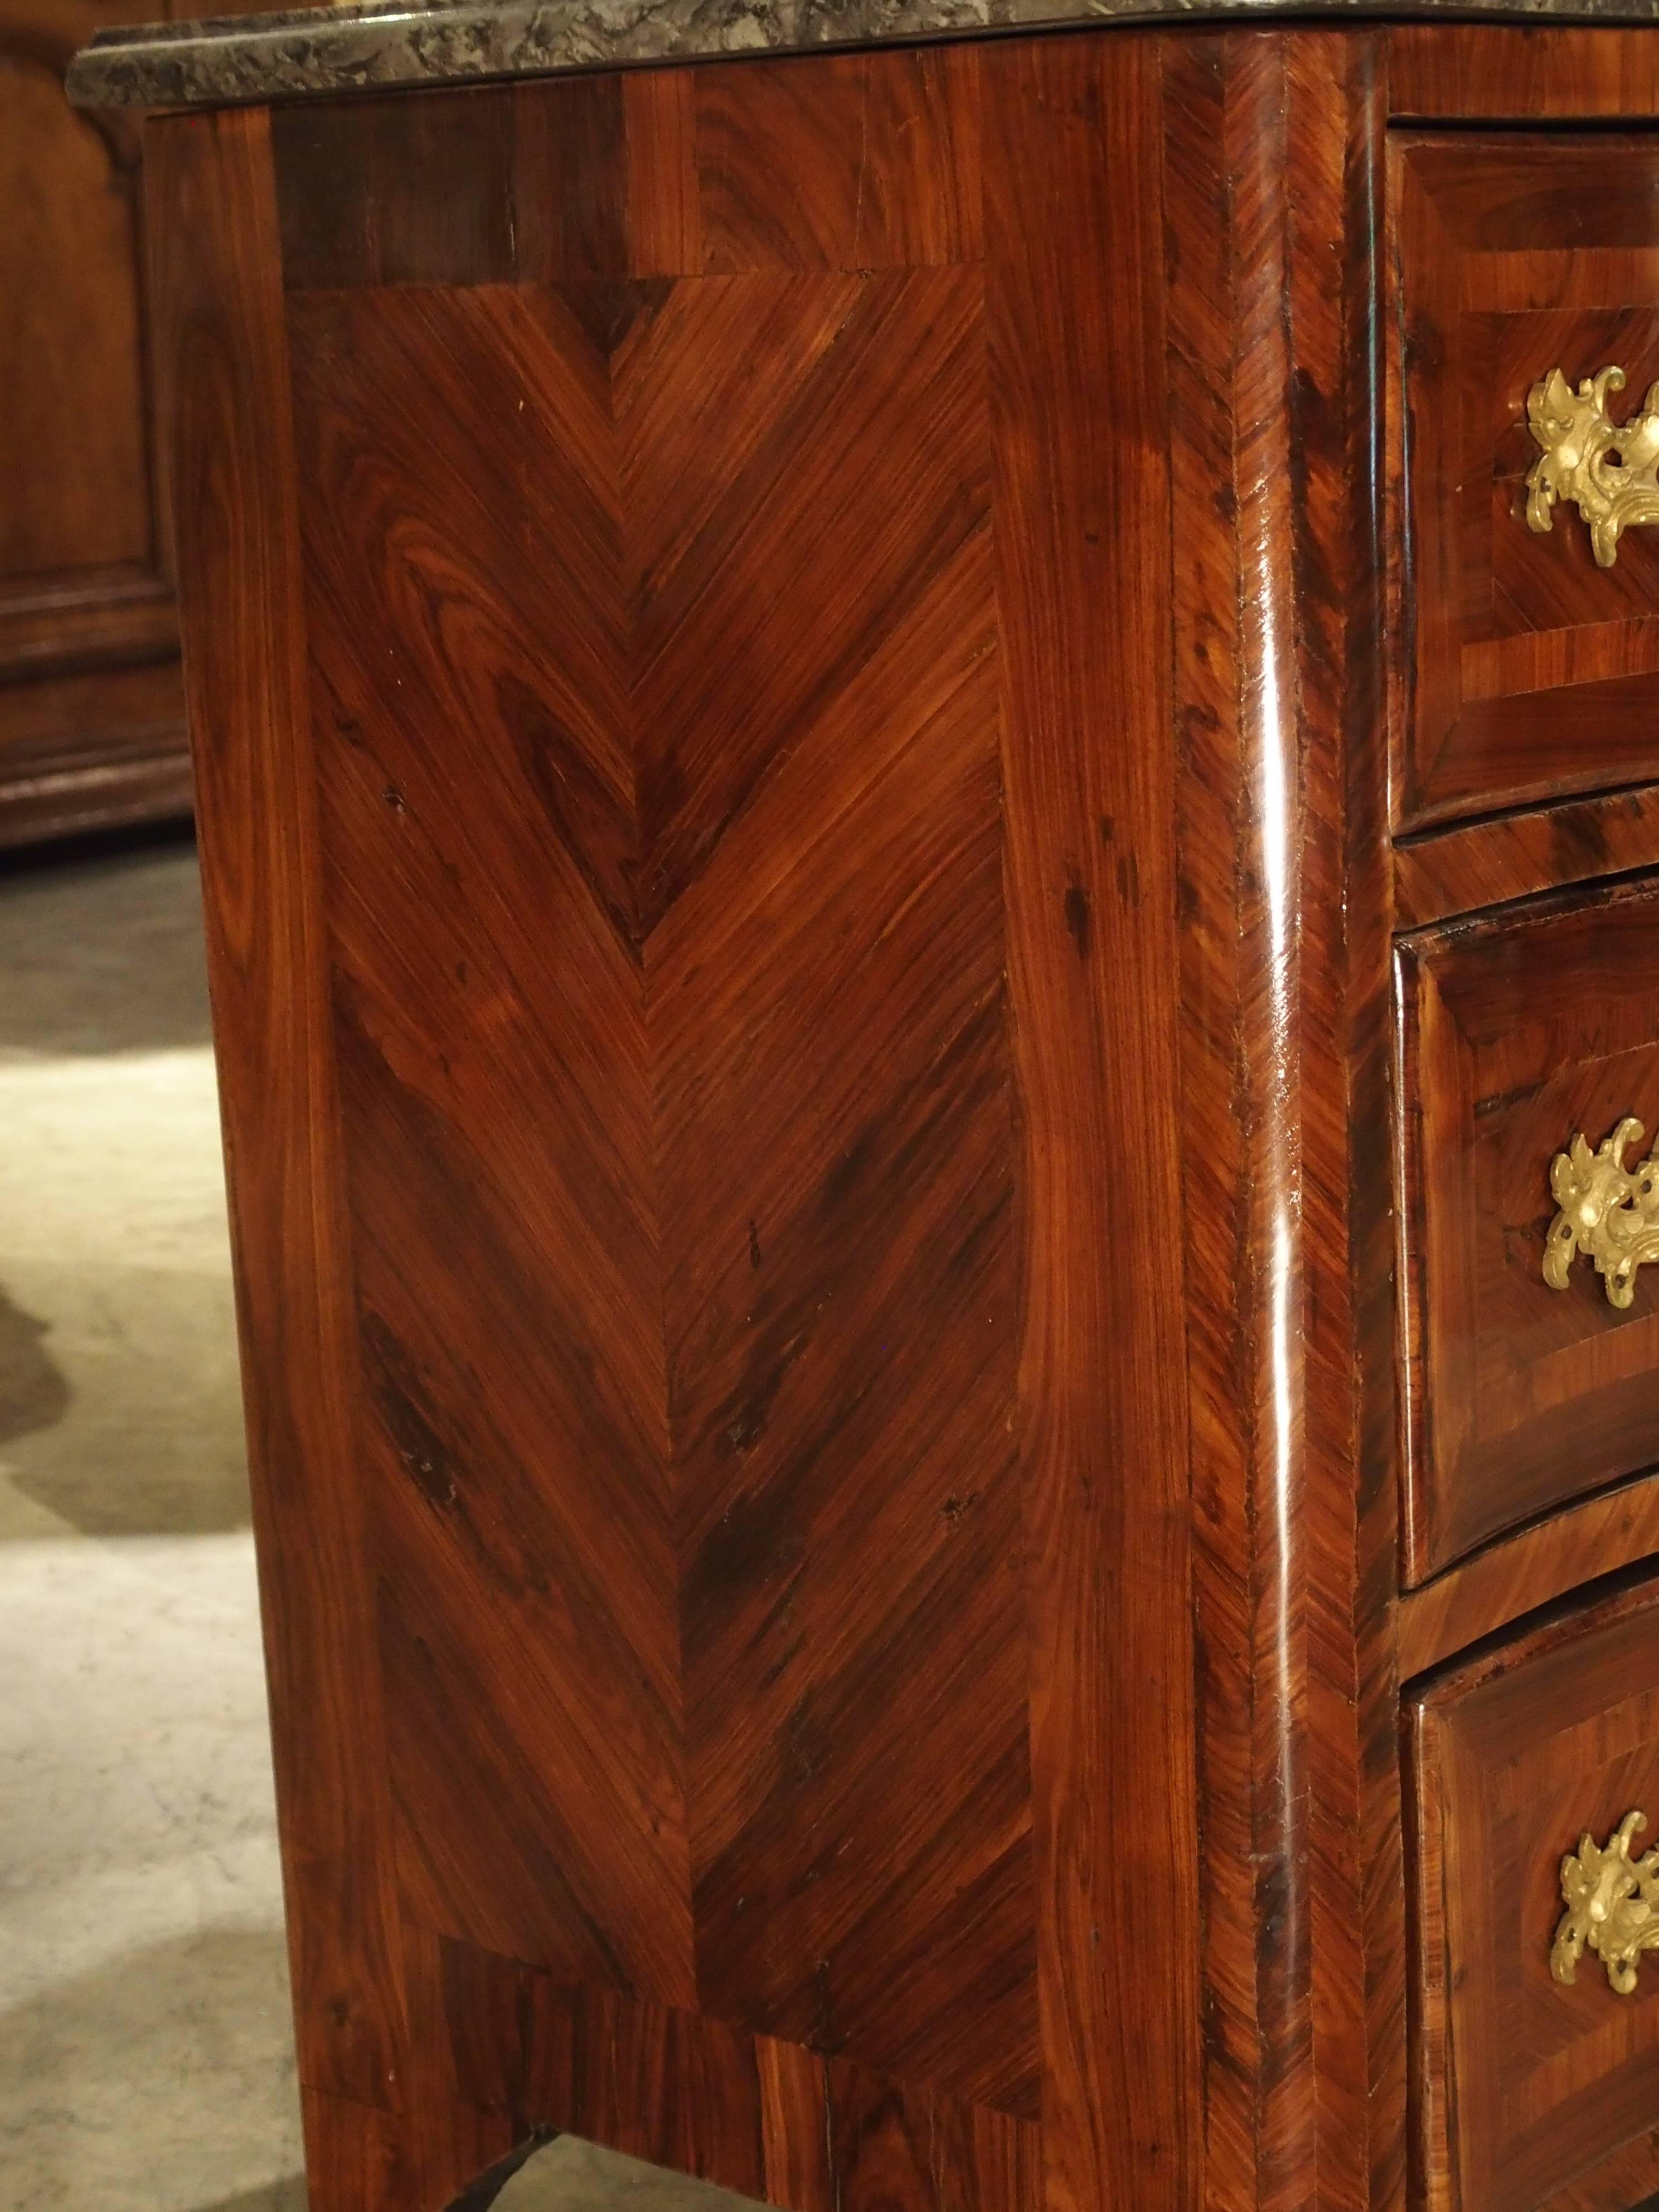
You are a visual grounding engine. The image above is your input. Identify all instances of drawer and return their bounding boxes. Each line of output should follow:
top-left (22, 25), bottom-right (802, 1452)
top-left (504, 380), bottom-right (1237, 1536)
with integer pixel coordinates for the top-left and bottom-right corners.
top-left (1395, 133), bottom-right (1659, 831)
top-left (1398, 876), bottom-right (1659, 1582)
top-left (1410, 1573), bottom-right (1659, 2212)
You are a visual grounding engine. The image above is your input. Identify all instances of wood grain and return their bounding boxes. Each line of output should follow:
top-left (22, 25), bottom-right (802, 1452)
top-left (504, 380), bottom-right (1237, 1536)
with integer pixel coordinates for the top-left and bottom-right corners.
top-left (1, 51), bottom-right (147, 571)
top-left (298, 2090), bottom-right (418, 2212)
top-left (145, 26), bottom-right (1659, 2212)
top-left (1391, 132), bottom-right (1659, 830)
top-left (1399, 1468), bottom-right (1659, 1681)
top-left (647, 421), bottom-right (1029, 2107)
top-left (0, 10), bottom-right (190, 841)
top-left (1389, 26), bottom-right (1659, 120)
top-left (624, 69), bottom-right (700, 276)
top-left (398, 1924), bottom-right (525, 2208)
top-left (291, 275), bottom-right (695, 2003)
top-left (1398, 876), bottom-right (1659, 1579)
top-left (1284, 40), bottom-right (1396, 2212)
top-left (695, 56), bottom-right (867, 271)
top-left (0, 719), bottom-right (193, 849)
top-left (273, 86), bottom-right (517, 289)
top-left (260, 38), bottom-right (1230, 2203)
top-left (1339, 48), bottom-right (1412, 2212)
top-left (1410, 1569), bottom-right (1659, 2212)
top-left (270, 43), bottom-right (1045, 2203)
top-left (420, 1941), bottom-right (1042, 2212)
top-left (1162, 33), bottom-right (1393, 2212)
top-left (1161, 45), bottom-right (1260, 2210)
top-left (1396, 785), bottom-right (1659, 930)
top-left (144, 98), bottom-right (410, 2174)
top-left (983, 31), bottom-right (1198, 2210)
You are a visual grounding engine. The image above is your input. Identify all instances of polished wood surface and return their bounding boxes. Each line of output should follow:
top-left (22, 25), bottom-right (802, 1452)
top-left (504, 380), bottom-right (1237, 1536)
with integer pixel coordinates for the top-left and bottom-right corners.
top-left (0, 0), bottom-right (185, 841)
top-left (1163, 35), bottom-right (1394, 2212)
top-left (0, 41), bottom-right (147, 575)
top-left (1396, 788), bottom-right (1659, 930)
top-left (1410, 1571), bottom-right (1659, 2212)
top-left (1389, 25), bottom-right (1659, 119)
top-left (1399, 1471), bottom-right (1659, 1681)
top-left (285, 46), bottom-right (1062, 2160)
top-left (140, 20), bottom-right (1659, 2212)
top-left (145, 99), bottom-right (430, 2191)
top-left (0, 0), bottom-right (301, 845)
top-left (1393, 134), bottom-right (1659, 832)
top-left (1399, 876), bottom-right (1659, 1580)
top-left (983, 41), bottom-right (1198, 2207)
top-left (148, 40), bottom-right (1306, 2212)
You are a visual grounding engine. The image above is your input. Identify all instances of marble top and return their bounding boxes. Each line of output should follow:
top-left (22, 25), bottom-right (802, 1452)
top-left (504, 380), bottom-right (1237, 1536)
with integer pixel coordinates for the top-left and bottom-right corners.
top-left (66, 0), bottom-right (1659, 111)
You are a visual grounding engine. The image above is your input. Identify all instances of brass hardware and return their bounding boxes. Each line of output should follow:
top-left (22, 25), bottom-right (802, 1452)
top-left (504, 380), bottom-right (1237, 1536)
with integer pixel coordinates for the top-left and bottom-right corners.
top-left (1552, 1811), bottom-right (1659, 1995)
top-left (1526, 366), bottom-right (1659, 567)
top-left (1544, 1116), bottom-right (1659, 1309)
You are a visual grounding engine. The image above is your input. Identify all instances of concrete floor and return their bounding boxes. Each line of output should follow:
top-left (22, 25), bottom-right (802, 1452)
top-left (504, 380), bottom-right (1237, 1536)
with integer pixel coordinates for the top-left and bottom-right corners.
top-left (0, 838), bottom-right (736, 2212)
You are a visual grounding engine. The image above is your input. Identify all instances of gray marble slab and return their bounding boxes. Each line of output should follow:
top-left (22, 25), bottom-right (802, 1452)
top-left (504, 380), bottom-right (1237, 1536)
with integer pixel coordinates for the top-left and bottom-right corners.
top-left (63, 0), bottom-right (1659, 117)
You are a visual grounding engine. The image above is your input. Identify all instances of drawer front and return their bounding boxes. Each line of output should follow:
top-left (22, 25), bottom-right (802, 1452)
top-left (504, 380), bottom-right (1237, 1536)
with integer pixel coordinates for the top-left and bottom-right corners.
top-left (1410, 1574), bottom-right (1659, 2212)
top-left (1399, 877), bottom-right (1659, 1582)
top-left (1396, 133), bottom-right (1659, 831)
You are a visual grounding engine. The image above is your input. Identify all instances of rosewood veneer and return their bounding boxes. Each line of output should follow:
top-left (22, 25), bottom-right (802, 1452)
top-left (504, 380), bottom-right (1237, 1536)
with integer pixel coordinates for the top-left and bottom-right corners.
top-left (67, 9), bottom-right (1659, 2208)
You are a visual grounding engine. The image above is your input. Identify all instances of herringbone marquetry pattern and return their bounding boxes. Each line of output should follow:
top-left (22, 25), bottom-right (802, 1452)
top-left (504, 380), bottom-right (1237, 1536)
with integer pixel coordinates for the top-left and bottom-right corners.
top-left (291, 280), bottom-right (695, 2005)
top-left (288, 250), bottom-right (1037, 2119)
top-left (159, 32), bottom-right (1407, 2212)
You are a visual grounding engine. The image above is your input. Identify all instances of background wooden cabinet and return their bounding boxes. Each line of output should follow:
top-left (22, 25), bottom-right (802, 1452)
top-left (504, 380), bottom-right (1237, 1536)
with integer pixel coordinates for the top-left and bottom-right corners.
top-left (0, 0), bottom-right (289, 847)
top-left (0, 0), bottom-right (185, 844)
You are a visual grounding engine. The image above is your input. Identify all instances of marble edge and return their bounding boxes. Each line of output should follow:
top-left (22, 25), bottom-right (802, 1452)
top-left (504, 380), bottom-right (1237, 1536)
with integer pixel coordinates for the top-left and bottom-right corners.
top-left (64, 0), bottom-right (1659, 110)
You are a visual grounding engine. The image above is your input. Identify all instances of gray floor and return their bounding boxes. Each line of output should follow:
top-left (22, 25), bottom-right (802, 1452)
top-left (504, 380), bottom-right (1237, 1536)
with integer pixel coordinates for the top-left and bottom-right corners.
top-left (0, 840), bottom-right (736, 2212)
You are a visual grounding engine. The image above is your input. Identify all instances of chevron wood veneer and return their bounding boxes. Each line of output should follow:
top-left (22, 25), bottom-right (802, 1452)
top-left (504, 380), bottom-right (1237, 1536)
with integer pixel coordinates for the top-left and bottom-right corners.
top-left (293, 245), bottom-right (1036, 2097)
top-left (140, 23), bottom-right (1454, 2212)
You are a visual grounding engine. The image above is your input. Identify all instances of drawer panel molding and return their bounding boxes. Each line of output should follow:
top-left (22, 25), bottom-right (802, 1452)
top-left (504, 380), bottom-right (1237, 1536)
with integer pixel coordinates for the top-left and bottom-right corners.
top-left (1410, 1571), bottom-right (1659, 2212)
top-left (1394, 134), bottom-right (1659, 828)
top-left (1394, 784), bottom-right (1659, 929)
top-left (1399, 874), bottom-right (1659, 1578)
top-left (1398, 1468), bottom-right (1659, 1681)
